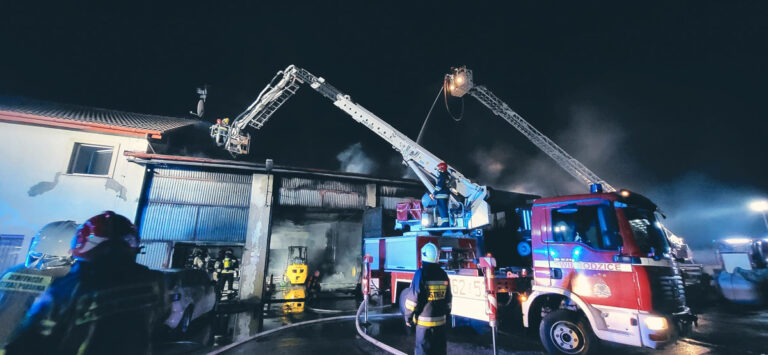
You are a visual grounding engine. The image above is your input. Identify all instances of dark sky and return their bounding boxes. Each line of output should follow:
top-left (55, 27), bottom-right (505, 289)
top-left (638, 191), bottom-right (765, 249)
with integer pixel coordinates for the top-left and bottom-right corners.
top-left (2, 2), bottom-right (767, 250)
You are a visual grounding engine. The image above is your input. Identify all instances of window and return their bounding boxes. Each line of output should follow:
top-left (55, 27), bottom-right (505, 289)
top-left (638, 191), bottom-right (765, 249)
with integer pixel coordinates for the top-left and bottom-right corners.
top-left (68, 143), bottom-right (114, 175)
top-left (623, 208), bottom-right (670, 256)
top-left (0, 235), bottom-right (24, 273)
top-left (550, 204), bottom-right (622, 250)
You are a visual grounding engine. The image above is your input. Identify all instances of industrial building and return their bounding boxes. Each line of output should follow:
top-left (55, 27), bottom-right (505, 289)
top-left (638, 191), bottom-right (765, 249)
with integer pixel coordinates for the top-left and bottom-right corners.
top-left (126, 152), bottom-right (424, 303)
top-left (0, 95), bottom-right (425, 306)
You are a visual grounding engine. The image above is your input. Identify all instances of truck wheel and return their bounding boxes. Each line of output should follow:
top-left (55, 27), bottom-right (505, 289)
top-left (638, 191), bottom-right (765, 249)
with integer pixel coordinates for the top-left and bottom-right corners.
top-left (539, 309), bottom-right (596, 355)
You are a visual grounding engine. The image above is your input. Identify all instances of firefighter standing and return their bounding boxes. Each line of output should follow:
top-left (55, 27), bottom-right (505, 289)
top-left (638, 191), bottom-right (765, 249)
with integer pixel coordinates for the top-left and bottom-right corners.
top-left (215, 248), bottom-right (238, 296)
top-left (402, 243), bottom-right (452, 355)
top-left (190, 247), bottom-right (209, 271)
top-left (306, 270), bottom-right (322, 300)
top-left (5, 211), bottom-right (167, 355)
top-left (431, 162), bottom-right (451, 227)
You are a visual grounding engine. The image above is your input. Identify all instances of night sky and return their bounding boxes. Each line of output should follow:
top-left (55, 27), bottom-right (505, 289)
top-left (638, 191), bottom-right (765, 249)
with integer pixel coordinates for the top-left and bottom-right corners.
top-left (2, 2), bottom-right (767, 253)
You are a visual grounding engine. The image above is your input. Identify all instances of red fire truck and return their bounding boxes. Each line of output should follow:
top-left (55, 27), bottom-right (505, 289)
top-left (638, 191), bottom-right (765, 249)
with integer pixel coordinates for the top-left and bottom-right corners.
top-left (365, 188), bottom-right (697, 354)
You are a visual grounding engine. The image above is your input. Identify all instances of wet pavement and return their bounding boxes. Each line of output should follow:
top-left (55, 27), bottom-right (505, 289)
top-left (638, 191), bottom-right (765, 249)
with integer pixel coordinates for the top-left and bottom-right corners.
top-left (156, 298), bottom-right (768, 355)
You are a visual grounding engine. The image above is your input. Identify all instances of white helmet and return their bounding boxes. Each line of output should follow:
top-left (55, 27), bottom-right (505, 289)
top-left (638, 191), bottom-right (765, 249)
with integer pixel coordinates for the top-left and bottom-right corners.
top-left (421, 243), bottom-right (438, 264)
top-left (26, 220), bottom-right (77, 269)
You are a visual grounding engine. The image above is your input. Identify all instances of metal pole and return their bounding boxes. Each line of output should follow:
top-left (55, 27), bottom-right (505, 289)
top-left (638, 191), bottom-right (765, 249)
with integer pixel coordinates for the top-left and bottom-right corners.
top-left (479, 255), bottom-right (498, 355)
top-left (491, 326), bottom-right (497, 355)
top-left (362, 254), bottom-right (373, 325)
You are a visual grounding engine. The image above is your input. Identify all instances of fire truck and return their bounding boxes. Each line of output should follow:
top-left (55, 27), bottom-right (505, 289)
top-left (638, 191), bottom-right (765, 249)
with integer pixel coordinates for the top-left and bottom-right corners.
top-left (210, 65), bottom-right (696, 354)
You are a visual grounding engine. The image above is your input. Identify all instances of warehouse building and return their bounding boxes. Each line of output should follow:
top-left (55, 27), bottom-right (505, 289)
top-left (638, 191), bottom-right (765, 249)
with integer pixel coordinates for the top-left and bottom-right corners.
top-left (126, 152), bottom-right (423, 303)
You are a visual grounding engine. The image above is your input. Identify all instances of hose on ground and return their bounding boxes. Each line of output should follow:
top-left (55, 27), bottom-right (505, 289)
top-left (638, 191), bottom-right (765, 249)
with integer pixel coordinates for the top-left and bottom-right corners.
top-left (209, 314), bottom-right (356, 354)
top-left (208, 303), bottom-right (401, 354)
top-left (307, 303), bottom-right (389, 315)
top-left (355, 299), bottom-right (407, 355)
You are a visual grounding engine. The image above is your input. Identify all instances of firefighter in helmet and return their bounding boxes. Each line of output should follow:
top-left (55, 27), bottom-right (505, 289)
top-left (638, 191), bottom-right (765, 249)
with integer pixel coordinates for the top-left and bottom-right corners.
top-left (5, 211), bottom-right (167, 355)
top-left (401, 243), bottom-right (451, 355)
top-left (215, 248), bottom-right (238, 297)
top-left (430, 162), bottom-right (451, 227)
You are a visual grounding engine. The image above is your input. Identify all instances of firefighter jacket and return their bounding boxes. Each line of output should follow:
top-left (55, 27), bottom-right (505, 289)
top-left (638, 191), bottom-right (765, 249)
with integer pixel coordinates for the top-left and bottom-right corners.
top-left (0, 264), bottom-right (71, 348)
top-left (404, 262), bottom-right (452, 327)
top-left (5, 259), bottom-right (167, 355)
top-left (215, 256), bottom-right (238, 274)
top-left (433, 172), bottom-right (450, 200)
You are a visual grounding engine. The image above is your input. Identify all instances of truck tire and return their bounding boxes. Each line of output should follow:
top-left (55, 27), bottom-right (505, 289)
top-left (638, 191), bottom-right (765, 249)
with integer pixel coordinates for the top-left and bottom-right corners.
top-left (539, 309), bottom-right (597, 355)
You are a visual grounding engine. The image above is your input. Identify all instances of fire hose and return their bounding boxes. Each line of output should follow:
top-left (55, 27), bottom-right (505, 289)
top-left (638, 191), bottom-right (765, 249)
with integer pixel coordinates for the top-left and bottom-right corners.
top-left (208, 305), bottom-right (401, 355)
top-left (355, 300), bottom-right (407, 355)
top-left (208, 314), bottom-right (356, 354)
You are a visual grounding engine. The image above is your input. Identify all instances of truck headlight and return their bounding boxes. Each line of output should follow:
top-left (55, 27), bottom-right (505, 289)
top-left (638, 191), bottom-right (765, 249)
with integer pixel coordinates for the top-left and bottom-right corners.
top-left (644, 316), bottom-right (668, 331)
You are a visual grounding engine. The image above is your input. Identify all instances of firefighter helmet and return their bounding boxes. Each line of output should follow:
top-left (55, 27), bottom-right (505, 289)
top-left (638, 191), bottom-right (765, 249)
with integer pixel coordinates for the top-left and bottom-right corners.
top-left (437, 162), bottom-right (448, 172)
top-left (421, 243), bottom-right (438, 264)
top-left (26, 220), bottom-right (78, 268)
top-left (71, 211), bottom-right (139, 261)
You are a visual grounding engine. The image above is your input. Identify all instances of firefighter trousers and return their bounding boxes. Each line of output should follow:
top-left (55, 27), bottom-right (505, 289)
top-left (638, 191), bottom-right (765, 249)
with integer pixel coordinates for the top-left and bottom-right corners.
top-left (435, 198), bottom-right (449, 226)
top-left (217, 272), bottom-right (234, 292)
top-left (415, 324), bottom-right (447, 355)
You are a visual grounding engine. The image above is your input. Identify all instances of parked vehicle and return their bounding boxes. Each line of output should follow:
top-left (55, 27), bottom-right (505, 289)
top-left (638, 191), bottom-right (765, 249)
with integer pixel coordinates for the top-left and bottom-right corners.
top-left (160, 268), bottom-right (216, 333)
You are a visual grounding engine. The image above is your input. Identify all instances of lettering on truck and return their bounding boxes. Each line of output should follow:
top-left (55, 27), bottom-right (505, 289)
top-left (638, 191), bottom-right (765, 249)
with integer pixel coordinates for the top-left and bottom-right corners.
top-left (447, 274), bottom-right (488, 321)
top-left (533, 259), bottom-right (632, 272)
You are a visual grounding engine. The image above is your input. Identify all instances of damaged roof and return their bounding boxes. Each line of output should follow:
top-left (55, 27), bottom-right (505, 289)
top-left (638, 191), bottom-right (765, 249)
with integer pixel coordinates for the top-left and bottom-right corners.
top-left (0, 95), bottom-right (198, 139)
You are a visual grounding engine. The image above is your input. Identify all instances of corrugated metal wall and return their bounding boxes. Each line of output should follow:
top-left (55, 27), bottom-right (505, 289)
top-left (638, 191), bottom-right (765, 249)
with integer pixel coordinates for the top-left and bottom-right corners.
top-left (277, 177), bottom-right (367, 210)
top-left (139, 167), bottom-right (251, 242)
top-left (137, 167), bottom-right (253, 269)
top-left (379, 185), bottom-right (421, 210)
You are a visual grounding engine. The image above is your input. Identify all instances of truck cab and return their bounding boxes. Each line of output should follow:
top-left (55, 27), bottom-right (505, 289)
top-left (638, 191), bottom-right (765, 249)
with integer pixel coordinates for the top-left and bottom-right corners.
top-left (524, 189), bottom-right (696, 351)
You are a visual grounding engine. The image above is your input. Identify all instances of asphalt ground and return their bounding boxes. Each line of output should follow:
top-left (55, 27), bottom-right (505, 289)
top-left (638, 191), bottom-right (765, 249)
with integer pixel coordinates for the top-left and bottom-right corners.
top-left (158, 299), bottom-right (768, 355)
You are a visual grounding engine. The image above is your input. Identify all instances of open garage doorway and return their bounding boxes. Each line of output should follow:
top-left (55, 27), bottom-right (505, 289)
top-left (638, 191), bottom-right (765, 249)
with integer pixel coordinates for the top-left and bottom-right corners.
top-left (266, 208), bottom-right (363, 301)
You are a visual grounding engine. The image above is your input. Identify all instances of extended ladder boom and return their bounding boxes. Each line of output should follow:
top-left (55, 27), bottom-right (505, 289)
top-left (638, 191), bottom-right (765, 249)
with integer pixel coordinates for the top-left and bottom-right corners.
top-left (211, 65), bottom-right (490, 229)
top-left (445, 67), bottom-right (615, 192)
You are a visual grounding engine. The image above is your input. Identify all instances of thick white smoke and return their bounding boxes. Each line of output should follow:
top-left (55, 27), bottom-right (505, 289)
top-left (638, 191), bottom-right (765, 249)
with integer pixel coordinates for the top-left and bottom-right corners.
top-left (336, 142), bottom-right (378, 174)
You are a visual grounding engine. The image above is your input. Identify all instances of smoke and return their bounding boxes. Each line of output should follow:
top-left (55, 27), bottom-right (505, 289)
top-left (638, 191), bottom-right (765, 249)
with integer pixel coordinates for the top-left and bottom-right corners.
top-left (267, 213), bottom-right (363, 291)
top-left (336, 142), bottom-right (378, 174)
top-left (470, 104), bottom-right (632, 196)
top-left (645, 174), bottom-right (767, 259)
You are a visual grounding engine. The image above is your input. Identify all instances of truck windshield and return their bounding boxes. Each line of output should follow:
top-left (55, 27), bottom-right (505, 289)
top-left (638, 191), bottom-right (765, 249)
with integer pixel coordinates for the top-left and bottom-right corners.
top-left (623, 207), bottom-right (670, 256)
top-left (550, 204), bottom-right (622, 250)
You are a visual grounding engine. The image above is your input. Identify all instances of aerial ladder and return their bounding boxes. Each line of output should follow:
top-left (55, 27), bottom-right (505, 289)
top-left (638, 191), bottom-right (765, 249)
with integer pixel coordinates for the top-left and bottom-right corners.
top-left (210, 65), bottom-right (491, 231)
top-left (443, 66), bottom-right (615, 193)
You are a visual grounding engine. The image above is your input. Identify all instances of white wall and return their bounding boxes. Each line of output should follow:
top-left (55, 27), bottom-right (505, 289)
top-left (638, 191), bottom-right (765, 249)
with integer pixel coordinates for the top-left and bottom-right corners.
top-left (0, 122), bottom-right (149, 264)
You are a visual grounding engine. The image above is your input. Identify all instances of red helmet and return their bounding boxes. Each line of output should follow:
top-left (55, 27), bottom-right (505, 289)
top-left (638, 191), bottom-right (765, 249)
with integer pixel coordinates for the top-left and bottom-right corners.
top-left (71, 211), bottom-right (139, 260)
top-left (437, 162), bottom-right (448, 172)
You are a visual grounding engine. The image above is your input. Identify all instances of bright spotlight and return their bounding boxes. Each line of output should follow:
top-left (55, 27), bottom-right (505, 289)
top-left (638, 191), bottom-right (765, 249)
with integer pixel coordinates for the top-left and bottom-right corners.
top-left (724, 238), bottom-right (752, 245)
top-left (749, 200), bottom-right (768, 212)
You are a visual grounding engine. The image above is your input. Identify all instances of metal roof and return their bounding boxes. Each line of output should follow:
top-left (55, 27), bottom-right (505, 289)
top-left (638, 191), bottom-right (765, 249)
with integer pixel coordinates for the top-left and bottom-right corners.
top-left (0, 95), bottom-right (197, 138)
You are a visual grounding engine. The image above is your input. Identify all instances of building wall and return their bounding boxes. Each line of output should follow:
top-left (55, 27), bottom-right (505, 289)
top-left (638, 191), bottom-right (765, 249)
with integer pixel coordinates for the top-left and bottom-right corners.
top-left (0, 122), bottom-right (149, 264)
